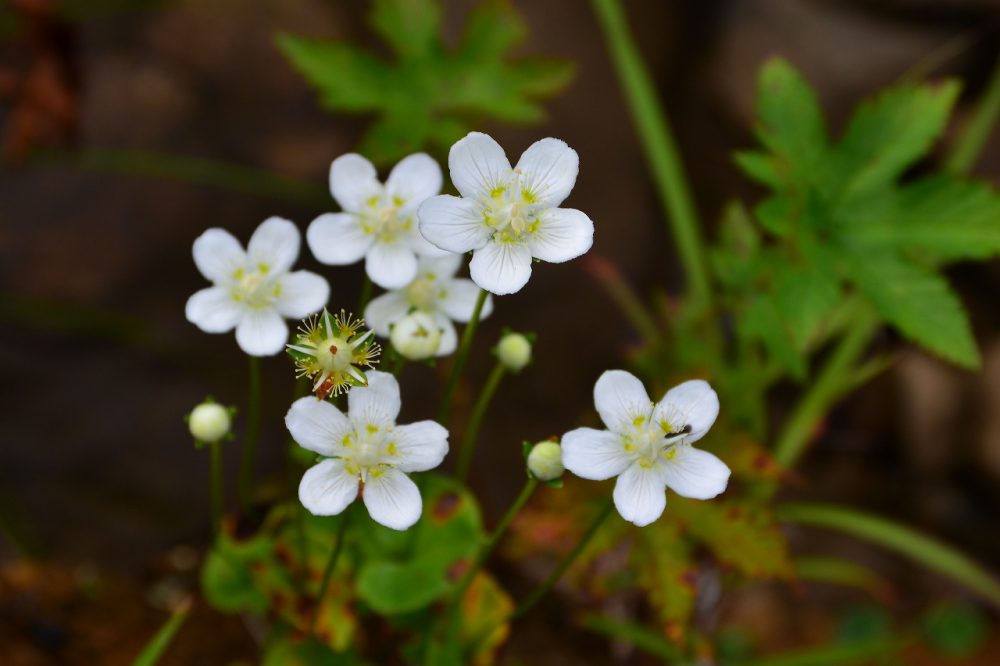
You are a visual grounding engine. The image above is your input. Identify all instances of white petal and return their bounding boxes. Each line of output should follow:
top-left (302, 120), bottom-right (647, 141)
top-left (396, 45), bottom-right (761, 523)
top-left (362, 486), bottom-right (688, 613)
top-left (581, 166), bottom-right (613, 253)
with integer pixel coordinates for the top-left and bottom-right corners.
top-left (418, 195), bottom-right (490, 254)
top-left (432, 313), bottom-right (457, 356)
top-left (561, 427), bottom-right (633, 480)
top-left (348, 370), bottom-right (401, 427)
top-left (438, 279), bottom-right (491, 323)
top-left (364, 291), bottom-right (411, 337)
top-left (469, 242), bottom-right (532, 295)
top-left (613, 464), bottom-right (667, 527)
top-left (366, 240), bottom-right (419, 289)
top-left (330, 153), bottom-right (382, 212)
top-left (660, 447), bottom-right (731, 500)
top-left (235, 308), bottom-right (288, 356)
top-left (447, 131), bottom-right (512, 200)
top-left (527, 208), bottom-right (594, 264)
top-left (247, 217), bottom-right (300, 274)
top-left (185, 287), bottom-right (242, 333)
top-left (363, 468), bottom-right (422, 530)
top-left (307, 213), bottom-right (373, 266)
top-left (192, 228), bottom-right (246, 283)
top-left (593, 370), bottom-right (653, 434)
top-left (390, 420), bottom-right (449, 472)
top-left (299, 459), bottom-right (359, 517)
top-left (385, 153), bottom-right (442, 213)
top-left (285, 396), bottom-right (352, 456)
top-left (514, 137), bottom-right (579, 207)
top-left (652, 379), bottom-right (720, 444)
top-left (274, 271), bottom-right (329, 319)
top-left (409, 225), bottom-right (456, 258)
top-left (419, 254), bottom-right (463, 281)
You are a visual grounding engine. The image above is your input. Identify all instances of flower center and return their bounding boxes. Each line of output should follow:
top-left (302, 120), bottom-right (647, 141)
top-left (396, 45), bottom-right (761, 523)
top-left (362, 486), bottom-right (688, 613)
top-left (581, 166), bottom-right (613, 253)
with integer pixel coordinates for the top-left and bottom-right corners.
top-left (405, 275), bottom-right (438, 309)
top-left (343, 424), bottom-right (398, 480)
top-left (314, 335), bottom-right (355, 372)
top-left (232, 266), bottom-right (278, 308)
top-left (622, 420), bottom-right (692, 468)
top-left (361, 195), bottom-right (413, 243)
top-left (482, 178), bottom-right (539, 244)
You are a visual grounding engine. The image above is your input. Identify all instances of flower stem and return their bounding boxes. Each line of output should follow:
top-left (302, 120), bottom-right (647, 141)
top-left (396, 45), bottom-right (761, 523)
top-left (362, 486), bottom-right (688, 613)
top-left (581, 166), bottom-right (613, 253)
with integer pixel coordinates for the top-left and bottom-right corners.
top-left (310, 510), bottom-right (351, 636)
top-left (590, 0), bottom-right (712, 312)
top-left (947, 52), bottom-right (1000, 174)
top-left (357, 275), bottom-right (374, 313)
top-left (209, 441), bottom-right (224, 538)
top-left (511, 497), bottom-right (615, 619)
top-left (437, 289), bottom-right (488, 424)
top-left (238, 356), bottom-right (262, 512)
top-left (456, 362), bottom-right (506, 483)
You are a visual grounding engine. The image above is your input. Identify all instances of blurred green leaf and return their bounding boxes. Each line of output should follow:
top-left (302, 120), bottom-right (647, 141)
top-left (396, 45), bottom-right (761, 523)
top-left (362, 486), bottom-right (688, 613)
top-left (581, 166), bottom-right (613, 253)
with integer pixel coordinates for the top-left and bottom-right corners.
top-left (794, 556), bottom-right (892, 600)
top-left (277, 0), bottom-right (574, 166)
top-left (836, 606), bottom-right (892, 643)
top-left (262, 636), bottom-right (371, 666)
top-left (201, 533), bottom-right (272, 614)
top-left (921, 602), bottom-right (989, 657)
top-left (131, 600), bottom-right (191, 666)
top-left (634, 520), bottom-right (696, 633)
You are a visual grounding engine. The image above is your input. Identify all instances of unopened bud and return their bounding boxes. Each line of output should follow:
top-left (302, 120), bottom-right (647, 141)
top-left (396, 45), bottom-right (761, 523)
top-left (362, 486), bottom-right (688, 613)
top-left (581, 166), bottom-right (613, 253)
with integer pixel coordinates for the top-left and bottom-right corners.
top-left (527, 441), bottom-right (563, 481)
top-left (496, 332), bottom-right (532, 372)
top-left (390, 311), bottom-right (442, 361)
top-left (188, 401), bottom-right (232, 444)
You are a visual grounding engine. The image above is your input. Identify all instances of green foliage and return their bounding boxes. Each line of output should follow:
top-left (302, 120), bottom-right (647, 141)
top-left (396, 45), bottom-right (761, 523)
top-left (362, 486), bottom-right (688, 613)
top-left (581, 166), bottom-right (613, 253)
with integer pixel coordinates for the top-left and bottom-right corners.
top-left (277, 0), bottom-right (574, 166)
top-left (920, 602), bottom-right (988, 657)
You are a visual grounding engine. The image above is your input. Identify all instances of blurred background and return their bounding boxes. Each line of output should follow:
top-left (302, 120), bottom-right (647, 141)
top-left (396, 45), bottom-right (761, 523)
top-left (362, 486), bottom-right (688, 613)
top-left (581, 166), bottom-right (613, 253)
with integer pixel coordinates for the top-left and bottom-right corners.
top-left (1, 0), bottom-right (999, 663)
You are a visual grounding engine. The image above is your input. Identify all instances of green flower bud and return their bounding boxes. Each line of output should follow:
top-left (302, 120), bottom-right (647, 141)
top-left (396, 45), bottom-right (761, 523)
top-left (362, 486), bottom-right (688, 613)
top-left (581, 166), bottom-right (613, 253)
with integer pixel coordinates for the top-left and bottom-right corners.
top-left (188, 401), bottom-right (231, 444)
top-left (527, 441), bottom-right (563, 481)
top-left (496, 332), bottom-right (532, 372)
top-left (390, 311), bottom-right (442, 361)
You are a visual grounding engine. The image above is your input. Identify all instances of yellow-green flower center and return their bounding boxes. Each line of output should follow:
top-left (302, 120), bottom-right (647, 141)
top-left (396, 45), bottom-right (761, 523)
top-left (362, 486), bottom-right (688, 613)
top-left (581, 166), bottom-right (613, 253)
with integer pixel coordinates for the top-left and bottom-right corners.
top-left (232, 265), bottom-right (279, 308)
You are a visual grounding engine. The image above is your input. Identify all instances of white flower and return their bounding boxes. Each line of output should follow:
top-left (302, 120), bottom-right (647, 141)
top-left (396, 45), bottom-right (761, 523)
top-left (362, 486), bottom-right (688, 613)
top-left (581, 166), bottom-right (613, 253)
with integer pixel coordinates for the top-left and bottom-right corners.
top-left (363, 254), bottom-right (493, 357)
top-left (418, 132), bottom-right (594, 295)
top-left (307, 153), bottom-right (449, 290)
top-left (389, 311), bottom-right (442, 361)
top-left (186, 217), bottom-right (330, 356)
top-left (561, 370), bottom-right (730, 527)
top-left (285, 371), bottom-right (449, 530)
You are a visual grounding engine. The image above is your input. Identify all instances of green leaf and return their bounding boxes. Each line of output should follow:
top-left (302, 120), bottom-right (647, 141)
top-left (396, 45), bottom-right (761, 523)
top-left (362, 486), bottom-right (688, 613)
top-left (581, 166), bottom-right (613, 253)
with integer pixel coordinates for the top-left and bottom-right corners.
top-left (834, 80), bottom-right (960, 198)
top-left (262, 636), bottom-right (371, 666)
top-left (921, 602), bottom-right (989, 657)
top-left (370, 0), bottom-right (442, 59)
top-left (741, 294), bottom-right (806, 379)
top-left (459, 0), bottom-right (525, 62)
top-left (200, 534), bottom-right (272, 614)
top-left (634, 520), bottom-right (696, 632)
top-left (794, 556), bottom-right (892, 600)
top-left (845, 252), bottom-right (979, 368)
top-left (772, 259), bottom-right (841, 351)
top-left (276, 35), bottom-right (393, 113)
top-left (131, 601), bottom-right (191, 666)
top-left (777, 502), bottom-right (1000, 608)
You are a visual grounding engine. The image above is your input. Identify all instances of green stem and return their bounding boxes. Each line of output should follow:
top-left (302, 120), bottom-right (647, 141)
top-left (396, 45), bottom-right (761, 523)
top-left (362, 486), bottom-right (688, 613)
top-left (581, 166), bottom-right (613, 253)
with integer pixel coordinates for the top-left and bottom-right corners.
top-left (778, 502), bottom-right (1000, 608)
top-left (511, 498), bottom-right (615, 619)
top-left (773, 312), bottom-right (879, 468)
top-left (437, 289), bottom-right (488, 424)
top-left (357, 275), bottom-right (374, 313)
top-left (310, 510), bottom-right (352, 635)
top-left (590, 0), bottom-right (712, 311)
top-left (947, 53), bottom-right (1000, 174)
top-left (389, 350), bottom-right (407, 377)
top-left (456, 362), bottom-right (506, 482)
top-left (209, 441), bottom-right (223, 538)
top-left (238, 356), bottom-right (262, 512)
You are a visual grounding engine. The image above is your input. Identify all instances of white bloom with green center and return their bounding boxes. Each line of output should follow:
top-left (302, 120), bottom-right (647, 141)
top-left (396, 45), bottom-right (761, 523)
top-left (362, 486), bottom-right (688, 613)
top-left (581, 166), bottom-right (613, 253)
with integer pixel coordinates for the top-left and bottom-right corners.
top-left (363, 255), bottom-right (493, 357)
top-left (285, 372), bottom-right (449, 531)
top-left (561, 370), bottom-right (730, 527)
top-left (418, 132), bottom-right (594, 295)
top-left (185, 217), bottom-right (329, 356)
top-left (307, 152), bottom-right (450, 290)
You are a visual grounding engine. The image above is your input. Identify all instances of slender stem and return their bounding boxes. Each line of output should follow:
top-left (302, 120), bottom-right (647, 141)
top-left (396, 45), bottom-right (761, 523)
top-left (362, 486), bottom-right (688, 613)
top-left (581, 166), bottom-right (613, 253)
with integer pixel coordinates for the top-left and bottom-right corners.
top-left (389, 350), bottom-right (407, 377)
top-left (772, 312), bottom-right (879, 469)
top-left (357, 275), bottom-right (374, 313)
top-left (590, 0), bottom-right (712, 311)
top-left (437, 289), bottom-right (488, 423)
top-left (238, 356), bottom-right (262, 512)
top-left (457, 362), bottom-right (506, 482)
top-left (947, 53), bottom-right (1000, 174)
top-left (310, 511), bottom-right (352, 635)
top-left (511, 498), bottom-right (615, 619)
top-left (209, 441), bottom-right (223, 538)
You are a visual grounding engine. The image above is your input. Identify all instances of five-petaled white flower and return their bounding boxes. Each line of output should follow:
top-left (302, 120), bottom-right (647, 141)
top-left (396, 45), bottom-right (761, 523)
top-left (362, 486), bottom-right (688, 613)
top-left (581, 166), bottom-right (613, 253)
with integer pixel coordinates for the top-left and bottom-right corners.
top-left (561, 370), bottom-right (730, 527)
top-left (418, 132), bottom-right (594, 296)
top-left (286, 371), bottom-right (449, 530)
top-left (363, 254), bottom-right (493, 357)
top-left (186, 217), bottom-right (329, 356)
top-left (307, 152), bottom-right (449, 290)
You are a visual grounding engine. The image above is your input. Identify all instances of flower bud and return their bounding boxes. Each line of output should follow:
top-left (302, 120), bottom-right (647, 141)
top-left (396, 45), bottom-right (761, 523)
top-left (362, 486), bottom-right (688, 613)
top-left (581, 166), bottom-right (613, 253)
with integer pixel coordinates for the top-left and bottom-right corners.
top-left (188, 401), bottom-right (231, 444)
top-left (390, 311), bottom-right (442, 361)
top-left (527, 441), bottom-right (563, 481)
top-left (496, 332), bottom-right (532, 372)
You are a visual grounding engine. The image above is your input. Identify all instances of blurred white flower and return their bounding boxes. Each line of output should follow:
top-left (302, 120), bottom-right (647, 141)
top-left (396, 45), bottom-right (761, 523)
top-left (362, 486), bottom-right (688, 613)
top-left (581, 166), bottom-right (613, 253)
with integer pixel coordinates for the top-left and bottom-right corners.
top-left (561, 370), bottom-right (730, 527)
top-left (186, 217), bottom-right (329, 356)
top-left (418, 132), bottom-right (594, 295)
top-left (307, 153), bottom-right (449, 289)
top-left (286, 372), bottom-right (449, 530)
top-left (363, 255), bottom-right (493, 357)
top-left (389, 311), bottom-right (443, 361)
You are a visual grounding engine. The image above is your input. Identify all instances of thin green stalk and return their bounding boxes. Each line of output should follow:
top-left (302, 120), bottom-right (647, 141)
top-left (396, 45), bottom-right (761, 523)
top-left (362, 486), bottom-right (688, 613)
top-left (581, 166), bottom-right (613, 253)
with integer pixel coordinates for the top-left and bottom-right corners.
top-left (131, 599), bottom-right (193, 666)
top-left (773, 312), bottom-right (879, 468)
top-left (357, 275), bottom-right (374, 313)
top-left (310, 511), bottom-right (352, 635)
top-left (590, 0), bottom-right (712, 311)
top-left (778, 502), bottom-right (1000, 608)
top-left (947, 53), bottom-right (1000, 174)
top-left (456, 362), bottom-right (506, 482)
top-left (209, 442), bottom-right (223, 538)
top-left (437, 289), bottom-right (488, 424)
top-left (388, 350), bottom-right (407, 377)
top-left (511, 497), bottom-right (616, 619)
top-left (238, 356), bottom-right (262, 512)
